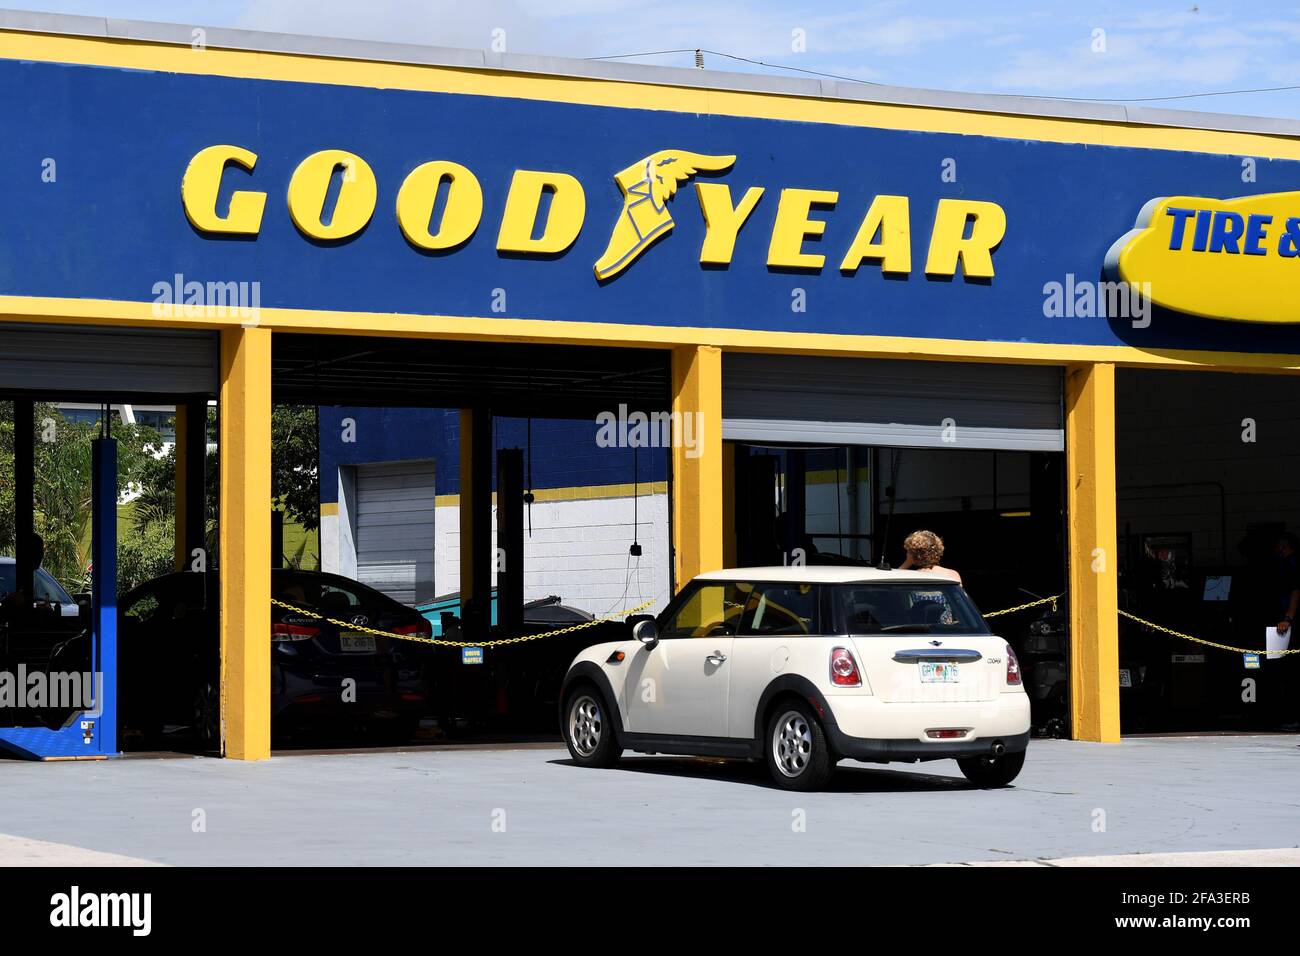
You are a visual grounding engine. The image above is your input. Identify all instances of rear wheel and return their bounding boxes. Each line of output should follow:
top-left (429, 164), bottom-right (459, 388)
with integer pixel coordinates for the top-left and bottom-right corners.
top-left (192, 680), bottom-right (220, 750)
top-left (765, 702), bottom-right (834, 791)
top-left (563, 686), bottom-right (622, 768)
top-left (957, 751), bottom-right (1025, 788)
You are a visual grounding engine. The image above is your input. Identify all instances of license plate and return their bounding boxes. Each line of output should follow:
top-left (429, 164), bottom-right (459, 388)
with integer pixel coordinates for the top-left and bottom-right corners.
top-left (1119, 668), bottom-right (1132, 688)
top-left (919, 661), bottom-right (959, 683)
top-left (340, 632), bottom-right (377, 653)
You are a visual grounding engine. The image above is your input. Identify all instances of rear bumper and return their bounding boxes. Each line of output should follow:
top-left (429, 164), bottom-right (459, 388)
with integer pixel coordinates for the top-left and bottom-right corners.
top-left (826, 726), bottom-right (1030, 763)
top-left (822, 692), bottom-right (1031, 763)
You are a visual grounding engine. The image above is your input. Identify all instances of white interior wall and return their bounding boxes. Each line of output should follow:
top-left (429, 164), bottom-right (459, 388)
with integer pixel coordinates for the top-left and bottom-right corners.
top-left (435, 493), bottom-right (671, 616)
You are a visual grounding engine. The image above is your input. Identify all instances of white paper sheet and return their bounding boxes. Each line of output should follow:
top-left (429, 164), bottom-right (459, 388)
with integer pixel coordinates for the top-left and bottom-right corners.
top-left (1266, 626), bottom-right (1292, 661)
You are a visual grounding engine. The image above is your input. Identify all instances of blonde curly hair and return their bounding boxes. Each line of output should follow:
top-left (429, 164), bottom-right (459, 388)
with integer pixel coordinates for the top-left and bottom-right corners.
top-left (903, 530), bottom-right (945, 568)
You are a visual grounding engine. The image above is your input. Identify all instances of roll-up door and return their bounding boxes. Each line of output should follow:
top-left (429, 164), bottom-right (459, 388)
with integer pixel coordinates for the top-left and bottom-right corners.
top-left (354, 460), bottom-right (436, 606)
top-left (0, 323), bottom-right (218, 395)
top-left (723, 354), bottom-right (1063, 451)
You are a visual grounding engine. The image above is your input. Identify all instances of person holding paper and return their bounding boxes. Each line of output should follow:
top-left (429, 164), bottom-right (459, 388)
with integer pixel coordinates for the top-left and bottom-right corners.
top-left (1265, 534), bottom-right (1300, 730)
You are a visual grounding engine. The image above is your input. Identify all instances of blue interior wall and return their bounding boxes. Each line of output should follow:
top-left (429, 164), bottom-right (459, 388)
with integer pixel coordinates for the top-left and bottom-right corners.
top-left (318, 407), bottom-right (669, 503)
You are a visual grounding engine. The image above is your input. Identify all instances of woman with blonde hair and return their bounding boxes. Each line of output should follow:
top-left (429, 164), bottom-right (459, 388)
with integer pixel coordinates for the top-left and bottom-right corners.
top-left (899, 530), bottom-right (962, 584)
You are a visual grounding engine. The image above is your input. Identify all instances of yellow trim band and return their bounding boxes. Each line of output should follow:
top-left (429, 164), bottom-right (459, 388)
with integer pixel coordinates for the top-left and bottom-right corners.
top-left (5, 30), bottom-right (1300, 160)
top-left (4, 294), bottom-right (1300, 372)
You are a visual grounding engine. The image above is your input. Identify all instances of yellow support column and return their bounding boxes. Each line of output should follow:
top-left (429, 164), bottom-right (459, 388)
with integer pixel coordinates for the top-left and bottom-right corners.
top-left (671, 345), bottom-right (724, 587)
top-left (1065, 362), bottom-right (1121, 743)
top-left (219, 327), bottom-right (272, 760)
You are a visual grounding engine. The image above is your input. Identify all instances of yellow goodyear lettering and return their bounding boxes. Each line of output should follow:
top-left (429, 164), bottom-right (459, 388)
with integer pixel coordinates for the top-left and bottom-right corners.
top-left (181, 144), bottom-right (266, 236)
top-left (396, 160), bottom-right (483, 251)
top-left (840, 194), bottom-right (912, 275)
top-left (179, 145), bottom-right (1009, 282)
top-left (497, 170), bottom-right (586, 255)
top-left (924, 198), bottom-right (1007, 279)
top-left (287, 149), bottom-right (377, 242)
top-left (767, 188), bottom-right (839, 270)
top-left (694, 183), bottom-right (764, 266)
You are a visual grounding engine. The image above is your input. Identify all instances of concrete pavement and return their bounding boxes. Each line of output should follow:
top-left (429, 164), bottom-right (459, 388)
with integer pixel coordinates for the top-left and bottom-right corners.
top-left (0, 735), bottom-right (1296, 866)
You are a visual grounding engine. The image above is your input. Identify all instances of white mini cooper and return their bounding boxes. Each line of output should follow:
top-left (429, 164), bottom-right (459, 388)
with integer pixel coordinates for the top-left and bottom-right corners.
top-left (560, 567), bottom-right (1030, 791)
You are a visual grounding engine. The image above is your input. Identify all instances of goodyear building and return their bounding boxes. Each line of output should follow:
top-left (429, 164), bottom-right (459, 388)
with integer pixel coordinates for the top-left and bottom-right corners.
top-left (4, 10), bottom-right (1300, 760)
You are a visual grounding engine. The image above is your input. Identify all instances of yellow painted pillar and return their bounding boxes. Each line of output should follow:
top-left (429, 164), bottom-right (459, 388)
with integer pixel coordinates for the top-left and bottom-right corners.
top-left (219, 327), bottom-right (272, 760)
top-left (1065, 362), bottom-right (1121, 743)
top-left (671, 345), bottom-right (724, 588)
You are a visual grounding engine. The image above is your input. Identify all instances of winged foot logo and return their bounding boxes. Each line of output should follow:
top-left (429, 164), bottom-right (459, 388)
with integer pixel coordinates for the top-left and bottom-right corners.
top-left (593, 150), bottom-right (736, 280)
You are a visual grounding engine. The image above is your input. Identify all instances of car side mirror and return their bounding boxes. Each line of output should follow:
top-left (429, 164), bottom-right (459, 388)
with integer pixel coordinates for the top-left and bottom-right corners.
top-left (631, 618), bottom-right (659, 647)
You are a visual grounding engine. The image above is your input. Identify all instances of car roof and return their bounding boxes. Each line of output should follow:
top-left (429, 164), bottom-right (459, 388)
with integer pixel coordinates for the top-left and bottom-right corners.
top-left (693, 566), bottom-right (957, 585)
top-left (0, 557), bottom-right (54, 576)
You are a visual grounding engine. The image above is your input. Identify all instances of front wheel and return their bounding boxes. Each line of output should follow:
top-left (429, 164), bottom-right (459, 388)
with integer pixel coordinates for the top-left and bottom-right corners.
top-left (765, 703), bottom-right (834, 791)
top-left (563, 687), bottom-right (622, 768)
top-left (957, 750), bottom-right (1025, 788)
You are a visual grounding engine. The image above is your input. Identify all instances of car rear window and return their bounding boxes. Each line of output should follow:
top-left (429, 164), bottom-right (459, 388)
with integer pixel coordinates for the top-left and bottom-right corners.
top-left (838, 582), bottom-right (990, 635)
top-left (273, 572), bottom-right (397, 612)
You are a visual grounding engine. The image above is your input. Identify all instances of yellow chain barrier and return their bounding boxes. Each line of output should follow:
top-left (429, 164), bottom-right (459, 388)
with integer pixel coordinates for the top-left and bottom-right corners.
top-left (983, 594), bottom-right (1062, 618)
top-left (270, 596), bottom-right (657, 648)
top-left (1119, 609), bottom-right (1300, 656)
top-left (273, 588), bottom-right (1299, 657)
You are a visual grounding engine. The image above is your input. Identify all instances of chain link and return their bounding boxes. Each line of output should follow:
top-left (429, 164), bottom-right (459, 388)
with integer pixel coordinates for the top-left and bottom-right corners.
top-left (1119, 609), bottom-right (1300, 656)
top-left (270, 596), bottom-right (657, 648)
top-left (982, 594), bottom-right (1061, 618)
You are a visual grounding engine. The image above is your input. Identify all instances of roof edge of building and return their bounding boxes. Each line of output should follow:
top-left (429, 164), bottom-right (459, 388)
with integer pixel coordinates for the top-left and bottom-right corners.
top-left (3, 7), bottom-right (1300, 140)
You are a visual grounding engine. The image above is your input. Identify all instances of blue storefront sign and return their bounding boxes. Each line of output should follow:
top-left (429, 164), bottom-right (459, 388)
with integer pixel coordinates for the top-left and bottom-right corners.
top-left (4, 57), bottom-right (1300, 354)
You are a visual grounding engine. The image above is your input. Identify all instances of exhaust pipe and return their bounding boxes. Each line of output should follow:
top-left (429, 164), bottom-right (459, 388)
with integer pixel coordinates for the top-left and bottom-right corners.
top-left (991, 740), bottom-right (1006, 756)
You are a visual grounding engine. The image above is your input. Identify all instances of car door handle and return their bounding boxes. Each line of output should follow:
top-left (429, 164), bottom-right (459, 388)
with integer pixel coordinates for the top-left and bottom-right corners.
top-left (706, 652), bottom-right (728, 665)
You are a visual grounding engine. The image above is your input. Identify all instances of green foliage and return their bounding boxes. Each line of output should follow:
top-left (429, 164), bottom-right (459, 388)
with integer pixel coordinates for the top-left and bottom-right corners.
top-left (0, 402), bottom-right (164, 592)
top-left (271, 405), bottom-right (319, 532)
top-left (116, 514), bottom-right (178, 593)
top-left (2, 402), bottom-right (320, 592)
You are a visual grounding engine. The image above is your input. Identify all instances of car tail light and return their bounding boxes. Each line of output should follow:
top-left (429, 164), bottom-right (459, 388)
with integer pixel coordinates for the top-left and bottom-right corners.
top-left (393, 620), bottom-right (432, 639)
top-left (272, 621), bottom-right (320, 643)
top-left (830, 646), bottom-right (861, 686)
top-left (1006, 645), bottom-right (1022, 685)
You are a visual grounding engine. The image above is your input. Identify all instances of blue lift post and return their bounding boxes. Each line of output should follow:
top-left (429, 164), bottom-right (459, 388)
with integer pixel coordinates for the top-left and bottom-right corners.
top-left (0, 432), bottom-right (118, 760)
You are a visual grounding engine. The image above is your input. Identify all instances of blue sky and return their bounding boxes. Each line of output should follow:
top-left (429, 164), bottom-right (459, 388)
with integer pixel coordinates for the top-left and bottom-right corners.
top-left (17, 0), bottom-right (1300, 119)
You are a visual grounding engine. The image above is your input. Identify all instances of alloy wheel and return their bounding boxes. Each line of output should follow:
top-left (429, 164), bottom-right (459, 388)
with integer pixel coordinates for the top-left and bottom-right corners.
top-left (773, 709), bottom-right (813, 777)
top-left (569, 694), bottom-right (602, 757)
